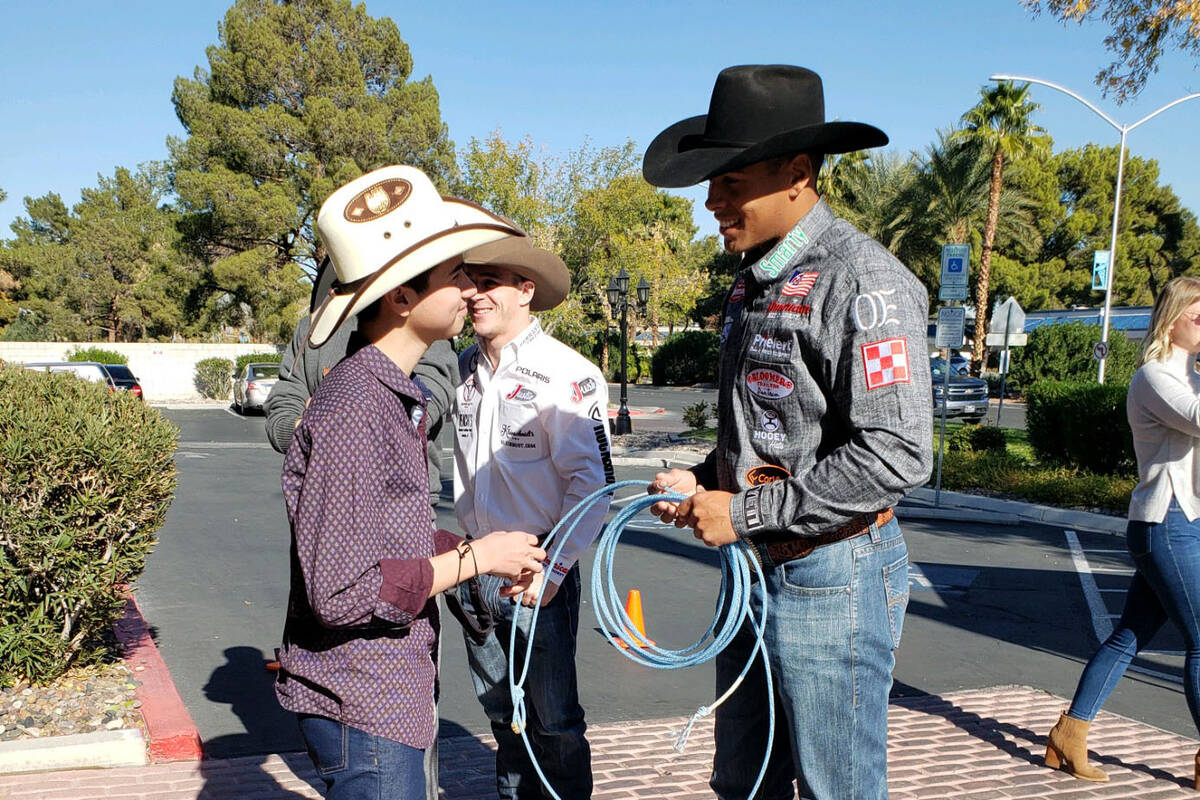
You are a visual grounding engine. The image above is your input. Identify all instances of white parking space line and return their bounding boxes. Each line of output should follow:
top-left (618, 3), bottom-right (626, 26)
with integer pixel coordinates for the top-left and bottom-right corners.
top-left (1065, 530), bottom-right (1113, 643)
top-left (223, 407), bottom-right (241, 418)
top-left (1088, 567), bottom-right (1136, 575)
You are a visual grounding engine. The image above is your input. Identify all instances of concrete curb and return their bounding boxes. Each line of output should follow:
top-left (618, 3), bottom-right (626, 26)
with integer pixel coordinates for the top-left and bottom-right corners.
top-left (906, 487), bottom-right (1126, 535)
top-left (112, 595), bottom-right (203, 762)
top-left (0, 729), bottom-right (146, 775)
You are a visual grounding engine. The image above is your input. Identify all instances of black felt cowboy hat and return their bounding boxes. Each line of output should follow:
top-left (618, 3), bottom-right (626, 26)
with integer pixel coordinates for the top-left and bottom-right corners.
top-left (643, 65), bottom-right (888, 188)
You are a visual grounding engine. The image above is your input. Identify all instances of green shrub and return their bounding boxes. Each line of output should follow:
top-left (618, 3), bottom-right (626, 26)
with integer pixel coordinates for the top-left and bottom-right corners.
top-left (0, 366), bottom-right (178, 683)
top-left (939, 450), bottom-right (1133, 514)
top-left (195, 357), bottom-right (234, 399)
top-left (1026, 380), bottom-right (1134, 475)
top-left (947, 425), bottom-right (977, 453)
top-left (1008, 321), bottom-right (1138, 393)
top-left (65, 346), bottom-right (127, 366)
top-left (651, 331), bottom-right (720, 386)
top-left (234, 351), bottom-right (282, 375)
top-left (682, 400), bottom-right (712, 430)
top-left (970, 426), bottom-right (1007, 453)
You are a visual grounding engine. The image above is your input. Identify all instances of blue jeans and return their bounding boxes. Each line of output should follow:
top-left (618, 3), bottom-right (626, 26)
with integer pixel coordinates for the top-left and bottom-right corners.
top-left (1067, 503), bottom-right (1200, 729)
top-left (298, 714), bottom-right (425, 800)
top-left (711, 517), bottom-right (909, 800)
top-left (459, 565), bottom-right (591, 800)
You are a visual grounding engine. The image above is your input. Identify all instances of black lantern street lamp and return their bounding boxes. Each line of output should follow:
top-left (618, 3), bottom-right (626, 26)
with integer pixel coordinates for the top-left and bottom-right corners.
top-left (606, 269), bottom-right (651, 435)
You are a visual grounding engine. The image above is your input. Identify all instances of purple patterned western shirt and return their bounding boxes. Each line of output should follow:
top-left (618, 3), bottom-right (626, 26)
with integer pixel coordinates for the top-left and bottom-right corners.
top-left (275, 344), bottom-right (462, 748)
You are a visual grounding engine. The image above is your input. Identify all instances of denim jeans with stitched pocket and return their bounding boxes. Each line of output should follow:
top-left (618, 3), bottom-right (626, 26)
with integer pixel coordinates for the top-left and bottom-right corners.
top-left (710, 516), bottom-right (909, 800)
top-left (459, 565), bottom-right (591, 800)
top-left (298, 713), bottom-right (426, 800)
top-left (1068, 500), bottom-right (1200, 728)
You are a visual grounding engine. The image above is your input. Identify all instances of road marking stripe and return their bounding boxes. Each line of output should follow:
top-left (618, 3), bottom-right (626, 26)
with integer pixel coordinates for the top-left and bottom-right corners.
top-left (1065, 530), bottom-right (1113, 643)
top-left (1088, 567), bottom-right (1136, 575)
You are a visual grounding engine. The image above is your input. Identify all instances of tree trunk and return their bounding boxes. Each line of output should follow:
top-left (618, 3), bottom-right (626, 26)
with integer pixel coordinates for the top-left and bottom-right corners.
top-left (973, 148), bottom-right (1005, 372)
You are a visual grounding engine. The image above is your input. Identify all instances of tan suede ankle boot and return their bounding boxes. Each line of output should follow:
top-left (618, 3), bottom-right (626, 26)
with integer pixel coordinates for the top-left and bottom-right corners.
top-left (1044, 712), bottom-right (1108, 782)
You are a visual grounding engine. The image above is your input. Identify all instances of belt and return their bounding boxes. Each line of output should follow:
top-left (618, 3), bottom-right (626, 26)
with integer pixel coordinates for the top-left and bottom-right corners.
top-left (761, 508), bottom-right (894, 566)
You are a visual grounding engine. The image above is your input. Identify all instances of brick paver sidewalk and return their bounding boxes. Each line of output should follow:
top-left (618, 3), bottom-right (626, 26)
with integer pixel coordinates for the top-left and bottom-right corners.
top-left (2, 687), bottom-right (1196, 799)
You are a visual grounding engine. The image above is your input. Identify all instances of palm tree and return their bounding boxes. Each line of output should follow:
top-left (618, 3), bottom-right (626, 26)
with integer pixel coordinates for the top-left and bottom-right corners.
top-left (956, 82), bottom-right (1047, 369)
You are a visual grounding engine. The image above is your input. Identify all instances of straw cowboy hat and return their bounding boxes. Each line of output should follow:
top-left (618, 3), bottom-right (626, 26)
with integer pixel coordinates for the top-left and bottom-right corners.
top-left (463, 238), bottom-right (570, 312)
top-left (643, 65), bottom-right (888, 188)
top-left (308, 165), bottom-right (523, 347)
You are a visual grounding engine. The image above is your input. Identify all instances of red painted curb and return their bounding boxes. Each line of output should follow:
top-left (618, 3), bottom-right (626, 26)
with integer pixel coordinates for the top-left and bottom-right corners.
top-left (112, 593), bottom-right (203, 762)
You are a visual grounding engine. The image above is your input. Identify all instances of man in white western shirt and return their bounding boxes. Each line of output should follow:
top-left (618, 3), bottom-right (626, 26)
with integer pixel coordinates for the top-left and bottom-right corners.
top-left (453, 237), bottom-right (614, 800)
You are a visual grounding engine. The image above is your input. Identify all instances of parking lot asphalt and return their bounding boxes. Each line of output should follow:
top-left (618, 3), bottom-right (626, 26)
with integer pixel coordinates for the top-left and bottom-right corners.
top-left (137, 406), bottom-right (1181, 763)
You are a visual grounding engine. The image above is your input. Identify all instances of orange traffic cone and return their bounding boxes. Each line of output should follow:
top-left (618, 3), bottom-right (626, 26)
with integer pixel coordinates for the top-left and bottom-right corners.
top-left (617, 589), bottom-right (655, 649)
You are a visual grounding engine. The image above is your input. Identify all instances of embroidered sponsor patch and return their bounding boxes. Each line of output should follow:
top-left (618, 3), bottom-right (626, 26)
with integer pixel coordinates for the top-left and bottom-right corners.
top-left (571, 376), bottom-right (598, 403)
top-left (505, 384), bottom-right (537, 402)
top-left (746, 368), bottom-right (795, 399)
top-left (766, 300), bottom-right (812, 316)
top-left (514, 365), bottom-right (551, 384)
top-left (748, 333), bottom-right (793, 362)
top-left (758, 227), bottom-right (810, 278)
top-left (853, 289), bottom-right (900, 331)
top-left (343, 178), bottom-right (412, 223)
top-left (728, 278), bottom-right (746, 305)
top-left (588, 402), bottom-right (603, 422)
top-left (861, 337), bottom-right (910, 390)
top-left (780, 270), bottom-right (819, 298)
top-left (500, 424), bottom-right (538, 449)
top-left (462, 376), bottom-right (478, 402)
top-left (753, 410), bottom-right (787, 444)
top-left (745, 464), bottom-right (791, 485)
top-left (592, 424), bottom-right (616, 484)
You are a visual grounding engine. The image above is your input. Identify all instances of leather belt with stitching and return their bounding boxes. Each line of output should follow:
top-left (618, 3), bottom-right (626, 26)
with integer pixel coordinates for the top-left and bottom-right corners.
top-left (761, 508), bottom-right (895, 565)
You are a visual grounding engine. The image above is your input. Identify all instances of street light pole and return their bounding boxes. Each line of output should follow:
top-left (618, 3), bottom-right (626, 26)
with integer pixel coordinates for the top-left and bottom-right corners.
top-left (990, 74), bottom-right (1200, 383)
top-left (606, 270), bottom-right (650, 436)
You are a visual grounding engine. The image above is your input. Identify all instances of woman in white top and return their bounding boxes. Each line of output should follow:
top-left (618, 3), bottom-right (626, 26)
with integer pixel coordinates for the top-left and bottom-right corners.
top-left (1045, 276), bottom-right (1200, 787)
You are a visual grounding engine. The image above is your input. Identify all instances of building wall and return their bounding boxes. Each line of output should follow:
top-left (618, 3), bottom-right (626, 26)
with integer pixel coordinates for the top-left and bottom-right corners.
top-left (0, 342), bottom-right (284, 402)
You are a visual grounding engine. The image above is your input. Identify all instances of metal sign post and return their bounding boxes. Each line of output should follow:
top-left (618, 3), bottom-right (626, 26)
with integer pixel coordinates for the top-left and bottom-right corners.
top-left (934, 304), bottom-right (966, 507)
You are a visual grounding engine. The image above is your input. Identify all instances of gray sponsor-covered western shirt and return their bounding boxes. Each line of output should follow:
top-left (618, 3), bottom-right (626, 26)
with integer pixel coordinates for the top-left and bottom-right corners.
top-left (691, 199), bottom-right (933, 545)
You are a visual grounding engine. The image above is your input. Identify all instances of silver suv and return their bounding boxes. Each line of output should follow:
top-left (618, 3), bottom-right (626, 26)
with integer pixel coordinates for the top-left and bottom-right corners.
top-left (930, 358), bottom-right (988, 422)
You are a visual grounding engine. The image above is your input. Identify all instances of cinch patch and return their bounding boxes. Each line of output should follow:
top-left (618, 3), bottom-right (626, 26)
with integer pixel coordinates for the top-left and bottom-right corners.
top-left (571, 377), bottom-right (598, 403)
top-left (746, 368), bottom-right (795, 399)
top-left (780, 270), bottom-right (819, 298)
top-left (861, 337), bottom-right (910, 391)
top-left (505, 384), bottom-right (537, 402)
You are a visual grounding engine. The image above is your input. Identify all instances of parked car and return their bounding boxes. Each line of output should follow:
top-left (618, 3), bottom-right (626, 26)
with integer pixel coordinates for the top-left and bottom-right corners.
top-left (22, 361), bottom-right (118, 391)
top-left (102, 363), bottom-right (144, 401)
top-left (930, 357), bottom-right (988, 422)
top-left (232, 362), bottom-right (280, 414)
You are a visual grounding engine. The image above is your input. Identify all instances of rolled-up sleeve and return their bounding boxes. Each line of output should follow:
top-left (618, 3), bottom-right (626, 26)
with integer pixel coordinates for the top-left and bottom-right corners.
top-left (285, 411), bottom-right (434, 628)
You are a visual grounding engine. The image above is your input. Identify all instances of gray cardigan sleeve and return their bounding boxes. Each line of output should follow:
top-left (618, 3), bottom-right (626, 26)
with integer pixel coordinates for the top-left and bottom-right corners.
top-left (264, 317), bottom-right (313, 455)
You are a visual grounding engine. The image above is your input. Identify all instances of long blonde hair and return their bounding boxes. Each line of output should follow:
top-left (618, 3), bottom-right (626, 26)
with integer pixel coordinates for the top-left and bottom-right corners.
top-left (1141, 276), bottom-right (1200, 365)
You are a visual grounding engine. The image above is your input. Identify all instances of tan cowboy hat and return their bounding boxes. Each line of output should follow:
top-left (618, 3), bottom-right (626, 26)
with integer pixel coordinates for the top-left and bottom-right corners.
top-left (308, 165), bottom-right (524, 347)
top-left (463, 238), bottom-right (570, 312)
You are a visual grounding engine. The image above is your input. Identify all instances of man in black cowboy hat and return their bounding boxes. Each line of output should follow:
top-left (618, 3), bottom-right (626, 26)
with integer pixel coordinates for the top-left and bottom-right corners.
top-left (646, 65), bottom-right (933, 800)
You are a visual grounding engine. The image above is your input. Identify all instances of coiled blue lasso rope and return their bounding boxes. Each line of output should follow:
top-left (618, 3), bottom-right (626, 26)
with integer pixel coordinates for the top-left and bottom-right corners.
top-left (507, 479), bottom-right (774, 800)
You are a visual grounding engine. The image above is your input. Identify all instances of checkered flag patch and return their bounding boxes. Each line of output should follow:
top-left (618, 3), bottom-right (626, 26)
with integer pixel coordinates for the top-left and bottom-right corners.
top-left (861, 337), bottom-right (910, 390)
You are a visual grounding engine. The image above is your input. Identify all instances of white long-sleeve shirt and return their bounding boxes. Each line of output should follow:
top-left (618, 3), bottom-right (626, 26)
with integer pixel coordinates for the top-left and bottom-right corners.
top-left (1128, 345), bottom-right (1200, 522)
top-left (453, 319), bottom-right (615, 586)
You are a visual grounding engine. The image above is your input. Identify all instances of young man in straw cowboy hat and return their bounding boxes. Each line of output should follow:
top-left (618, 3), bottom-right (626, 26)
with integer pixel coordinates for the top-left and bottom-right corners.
top-left (275, 164), bottom-right (548, 799)
top-left (452, 236), bottom-right (614, 799)
top-left (645, 66), bottom-right (933, 799)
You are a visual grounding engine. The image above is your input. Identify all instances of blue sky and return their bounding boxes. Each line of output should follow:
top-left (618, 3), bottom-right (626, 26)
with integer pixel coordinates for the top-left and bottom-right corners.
top-left (2, 0), bottom-right (1198, 243)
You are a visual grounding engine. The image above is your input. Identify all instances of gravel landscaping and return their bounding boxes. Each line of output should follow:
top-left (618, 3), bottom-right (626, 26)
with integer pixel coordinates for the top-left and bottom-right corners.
top-left (0, 661), bottom-right (145, 743)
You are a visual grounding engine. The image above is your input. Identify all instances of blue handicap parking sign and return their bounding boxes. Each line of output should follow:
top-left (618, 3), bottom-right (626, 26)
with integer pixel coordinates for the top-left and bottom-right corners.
top-left (947, 258), bottom-right (963, 273)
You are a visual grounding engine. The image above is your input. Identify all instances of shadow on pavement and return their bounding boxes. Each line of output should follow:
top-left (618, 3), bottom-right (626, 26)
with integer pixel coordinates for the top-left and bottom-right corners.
top-left (197, 646), bottom-right (316, 798)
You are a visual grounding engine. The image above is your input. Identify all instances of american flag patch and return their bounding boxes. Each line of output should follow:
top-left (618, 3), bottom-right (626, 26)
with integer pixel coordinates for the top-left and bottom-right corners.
top-left (862, 337), bottom-right (910, 390)
top-left (780, 270), bottom-right (819, 298)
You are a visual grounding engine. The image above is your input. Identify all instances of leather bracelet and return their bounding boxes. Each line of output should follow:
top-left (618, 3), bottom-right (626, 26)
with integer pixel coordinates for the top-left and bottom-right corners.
top-left (455, 540), bottom-right (480, 586)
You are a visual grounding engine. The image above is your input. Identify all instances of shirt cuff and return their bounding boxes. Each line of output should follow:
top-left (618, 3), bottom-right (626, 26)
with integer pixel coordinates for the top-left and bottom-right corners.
top-left (433, 528), bottom-right (464, 555)
top-left (378, 558), bottom-right (434, 622)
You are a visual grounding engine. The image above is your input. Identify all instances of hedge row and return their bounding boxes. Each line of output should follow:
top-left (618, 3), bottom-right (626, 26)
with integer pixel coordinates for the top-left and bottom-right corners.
top-left (1026, 380), bottom-right (1135, 476)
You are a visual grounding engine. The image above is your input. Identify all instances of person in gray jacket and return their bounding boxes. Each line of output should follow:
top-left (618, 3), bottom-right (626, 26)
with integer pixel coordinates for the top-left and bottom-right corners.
top-left (645, 66), bottom-right (933, 800)
top-left (265, 258), bottom-right (457, 516)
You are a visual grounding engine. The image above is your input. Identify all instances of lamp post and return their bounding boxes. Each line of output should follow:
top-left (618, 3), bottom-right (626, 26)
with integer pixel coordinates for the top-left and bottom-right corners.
top-left (606, 268), bottom-right (651, 435)
top-left (990, 74), bottom-right (1200, 383)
